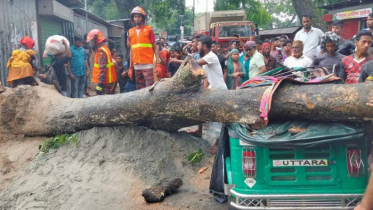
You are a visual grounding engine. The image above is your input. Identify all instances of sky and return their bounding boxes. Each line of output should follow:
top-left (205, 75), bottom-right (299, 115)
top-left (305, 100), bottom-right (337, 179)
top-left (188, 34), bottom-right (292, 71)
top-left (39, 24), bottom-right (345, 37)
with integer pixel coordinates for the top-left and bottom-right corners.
top-left (185, 0), bottom-right (214, 13)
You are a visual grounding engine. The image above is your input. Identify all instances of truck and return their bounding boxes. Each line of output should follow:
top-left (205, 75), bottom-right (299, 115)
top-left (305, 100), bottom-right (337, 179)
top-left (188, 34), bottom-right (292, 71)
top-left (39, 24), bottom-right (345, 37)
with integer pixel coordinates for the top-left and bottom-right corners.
top-left (193, 10), bottom-right (255, 50)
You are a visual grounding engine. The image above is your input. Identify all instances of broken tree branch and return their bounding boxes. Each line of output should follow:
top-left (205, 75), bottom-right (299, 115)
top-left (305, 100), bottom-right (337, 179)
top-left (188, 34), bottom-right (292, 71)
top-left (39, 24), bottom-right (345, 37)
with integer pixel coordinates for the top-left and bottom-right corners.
top-left (0, 57), bottom-right (372, 136)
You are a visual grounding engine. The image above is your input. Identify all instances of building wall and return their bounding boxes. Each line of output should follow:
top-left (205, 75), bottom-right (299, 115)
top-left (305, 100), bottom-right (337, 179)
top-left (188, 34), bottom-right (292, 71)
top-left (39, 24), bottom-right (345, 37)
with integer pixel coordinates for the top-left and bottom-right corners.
top-left (341, 19), bottom-right (360, 40)
top-left (0, 0), bottom-right (39, 87)
top-left (73, 14), bottom-right (108, 38)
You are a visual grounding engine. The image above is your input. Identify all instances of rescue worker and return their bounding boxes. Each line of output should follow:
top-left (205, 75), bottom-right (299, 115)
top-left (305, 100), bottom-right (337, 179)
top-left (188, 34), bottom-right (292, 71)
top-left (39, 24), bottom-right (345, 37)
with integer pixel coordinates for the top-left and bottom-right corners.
top-left (7, 36), bottom-right (37, 87)
top-left (128, 6), bottom-right (159, 90)
top-left (86, 29), bottom-right (117, 95)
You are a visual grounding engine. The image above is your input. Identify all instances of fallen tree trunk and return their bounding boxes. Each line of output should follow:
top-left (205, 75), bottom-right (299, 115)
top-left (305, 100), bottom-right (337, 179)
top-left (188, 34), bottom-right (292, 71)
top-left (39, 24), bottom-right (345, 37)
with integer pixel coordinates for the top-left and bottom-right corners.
top-left (0, 57), bottom-right (372, 136)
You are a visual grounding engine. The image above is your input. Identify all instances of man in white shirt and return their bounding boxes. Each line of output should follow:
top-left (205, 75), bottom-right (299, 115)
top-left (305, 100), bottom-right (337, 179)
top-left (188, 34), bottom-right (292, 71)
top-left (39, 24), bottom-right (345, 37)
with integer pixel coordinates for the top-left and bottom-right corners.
top-left (190, 36), bottom-right (227, 154)
top-left (284, 40), bottom-right (313, 68)
top-left (245, 41), bottom-right (266, 79)
top-left (294, 14), bottom-right (324, 59)
top-left (196, 36), bottom-right (228, 90)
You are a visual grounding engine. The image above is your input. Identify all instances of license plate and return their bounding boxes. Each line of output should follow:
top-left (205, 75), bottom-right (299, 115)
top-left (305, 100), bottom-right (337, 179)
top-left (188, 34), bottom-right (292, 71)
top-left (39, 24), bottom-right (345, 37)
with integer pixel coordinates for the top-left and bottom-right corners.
top-left (273, 159), bottom-right (328, 167)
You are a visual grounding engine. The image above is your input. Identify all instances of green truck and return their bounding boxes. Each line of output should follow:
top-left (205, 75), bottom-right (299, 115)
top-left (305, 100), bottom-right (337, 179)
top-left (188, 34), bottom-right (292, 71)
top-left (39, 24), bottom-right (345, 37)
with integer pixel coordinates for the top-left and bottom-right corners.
top-left (224, 121), bottom-right (371, 209)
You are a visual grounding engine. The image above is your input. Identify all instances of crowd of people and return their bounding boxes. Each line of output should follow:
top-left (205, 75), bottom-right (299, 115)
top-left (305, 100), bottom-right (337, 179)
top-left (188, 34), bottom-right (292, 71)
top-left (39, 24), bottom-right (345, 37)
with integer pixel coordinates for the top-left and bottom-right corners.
top-left (3, 5), bottom-right (373, 209)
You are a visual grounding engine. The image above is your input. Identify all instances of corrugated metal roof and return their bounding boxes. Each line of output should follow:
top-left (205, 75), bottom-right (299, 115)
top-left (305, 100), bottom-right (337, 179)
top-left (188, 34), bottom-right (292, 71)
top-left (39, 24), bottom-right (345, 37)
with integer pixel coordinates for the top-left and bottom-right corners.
top-left (0, 0), bottom-right (38, 87)
top-left (259, 26), bottom-right (302, 36)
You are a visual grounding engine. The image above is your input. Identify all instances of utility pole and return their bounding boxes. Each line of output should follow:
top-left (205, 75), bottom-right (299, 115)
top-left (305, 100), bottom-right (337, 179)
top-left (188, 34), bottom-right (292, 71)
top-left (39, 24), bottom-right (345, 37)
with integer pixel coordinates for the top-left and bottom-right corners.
top-left (85, 0), bottom-right (88, 34)
top-left (206, 0), bottom-right (208, 12)
top-left (193, 0), bottom-right (195, 26)
top-left (179, 15), bottom-right (184, 40)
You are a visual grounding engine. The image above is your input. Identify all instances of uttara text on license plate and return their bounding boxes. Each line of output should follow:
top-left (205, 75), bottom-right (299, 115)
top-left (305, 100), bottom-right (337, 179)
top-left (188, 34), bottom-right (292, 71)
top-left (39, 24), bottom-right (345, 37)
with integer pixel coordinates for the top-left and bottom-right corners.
top-left (273, 159), bottom-right (328, 167)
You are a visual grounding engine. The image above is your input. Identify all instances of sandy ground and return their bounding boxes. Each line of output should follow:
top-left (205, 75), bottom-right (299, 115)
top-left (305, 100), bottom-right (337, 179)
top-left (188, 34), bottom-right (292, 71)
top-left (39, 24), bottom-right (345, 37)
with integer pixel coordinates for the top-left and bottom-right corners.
top-left (0, 126), bottom-right (227, 210)
top-left (0, 134), bottom-right (45, 192)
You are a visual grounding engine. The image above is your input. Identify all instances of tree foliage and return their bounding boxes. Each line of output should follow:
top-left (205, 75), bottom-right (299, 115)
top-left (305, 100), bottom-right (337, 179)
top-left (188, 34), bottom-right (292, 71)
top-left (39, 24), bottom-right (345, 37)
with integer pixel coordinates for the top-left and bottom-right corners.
top-left (260, 0), bottom-right (298, 29)
top-left (214, 0), bottom-right (272, 27)
top-left (87, 0), bottom-right (122, 20)
top-left (87, 0), bottom-right (190, 35)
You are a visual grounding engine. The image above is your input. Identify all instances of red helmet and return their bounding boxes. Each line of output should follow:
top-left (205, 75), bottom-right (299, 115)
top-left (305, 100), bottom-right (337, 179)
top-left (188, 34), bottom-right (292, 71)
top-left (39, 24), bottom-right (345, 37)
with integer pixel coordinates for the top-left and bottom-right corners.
top-left (20, 36), bottom-right (35, 49)
top-left (86, 29), bottom-right (106, 44)
top-left (130, 6), bottom-right (146, 23)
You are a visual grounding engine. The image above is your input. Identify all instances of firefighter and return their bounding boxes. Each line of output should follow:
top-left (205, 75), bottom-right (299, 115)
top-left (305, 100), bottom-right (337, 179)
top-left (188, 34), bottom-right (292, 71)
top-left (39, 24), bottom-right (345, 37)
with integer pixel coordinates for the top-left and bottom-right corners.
top-left (86, 29), bottom-right (117, 95)
top-left (128, 6), bottom-right (159, 90)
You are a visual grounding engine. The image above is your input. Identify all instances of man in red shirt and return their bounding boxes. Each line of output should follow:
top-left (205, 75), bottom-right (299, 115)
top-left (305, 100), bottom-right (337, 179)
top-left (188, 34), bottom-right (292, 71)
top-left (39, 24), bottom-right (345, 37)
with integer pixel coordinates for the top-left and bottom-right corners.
top-left (339, 31), bottom-right (373, 84)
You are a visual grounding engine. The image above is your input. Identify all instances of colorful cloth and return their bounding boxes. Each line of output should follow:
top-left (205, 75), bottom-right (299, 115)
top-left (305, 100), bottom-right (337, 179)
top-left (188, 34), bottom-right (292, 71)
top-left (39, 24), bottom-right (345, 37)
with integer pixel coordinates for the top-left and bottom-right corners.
top-left (239, 75), bottom-right (342, 124)
top-left (7, 49), bottom-right (36, 85)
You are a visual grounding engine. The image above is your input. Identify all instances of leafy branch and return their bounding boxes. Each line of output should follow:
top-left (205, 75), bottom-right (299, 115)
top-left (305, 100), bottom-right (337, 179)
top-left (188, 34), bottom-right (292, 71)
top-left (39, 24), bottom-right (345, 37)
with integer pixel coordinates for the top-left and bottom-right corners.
top-left (39, 134), bottom-right (79, 153)
top-left (188, 149), bottom-right (204, 165)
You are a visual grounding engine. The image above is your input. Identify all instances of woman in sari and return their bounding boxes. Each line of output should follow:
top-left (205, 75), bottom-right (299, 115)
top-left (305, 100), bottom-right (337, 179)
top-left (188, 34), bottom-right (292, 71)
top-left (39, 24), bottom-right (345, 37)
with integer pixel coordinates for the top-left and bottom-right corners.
top-left (226, 49), bottom-right (245, 90)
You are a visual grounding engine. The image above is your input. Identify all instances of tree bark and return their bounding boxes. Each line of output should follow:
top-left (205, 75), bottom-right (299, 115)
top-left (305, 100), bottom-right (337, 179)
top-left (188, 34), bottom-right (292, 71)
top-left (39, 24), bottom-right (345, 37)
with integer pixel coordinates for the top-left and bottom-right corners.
top-left (292, 0), bottom-right (326, 31)
top-left (0, 57), bottom-right (372, 136)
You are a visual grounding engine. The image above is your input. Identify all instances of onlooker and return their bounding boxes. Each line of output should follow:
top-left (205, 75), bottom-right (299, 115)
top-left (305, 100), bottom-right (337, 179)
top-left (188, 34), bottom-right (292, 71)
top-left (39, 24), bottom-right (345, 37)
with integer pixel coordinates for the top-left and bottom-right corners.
top-left (313, 32), bottom-right (345, 75)
top-left (183, 36), bottom-right (227, 144)
top-left (154, 40), bottom-right (170, 81)
top-left (160, 37), bottom-right (166, 46)
top-left (262, 42), bottom-right (278, 71)
top-left (246, 41), bottom-right (266, 79)
top-left (123, 56), bottom-right (136, 93)
top-left (239, 42), bottom-right (251, 82)
top-left (211, 41), bottom-right (227, 78)
top-left (284, 40), bottom-right (313, 68)
top-left (128, 6), bottom-right (159, 90)
top-left (192, 34), bottom-right (203, 60)
top-left (359, 60), bottom-right (373, 83)
top-left (196, 36), bottom-right (227, 90)
top-left (226, 49), bottom-right (245, 89)
top-left (195, 36), bottom-right (227, 154)
top-left (116, 54), bottom-right (127, 93)
top-left (294, 14), bottom-right (324, 59)
top-left (52, 40), bottom-right (72, 96)
top-left (256, 40), bottom-right (263, 53)
top-left (70, 35), bottom-right (89, 98)
top-left (331, 20), bottom-right (346, 46)
top-left (168, 45), bottom-right (183, 77)
top-left (279, 35), bottom-right (289, 47)
top-left (278, 39), bottom-right (292, 63)
top-left (7, 36), bottom-right (38, 88)
top-left (367, 13), bottom-right (373, 34)
top-left (339, 13), bottom-right (373, 56)
top-left (339, 31), bottom-right (373, 84)
top-left (270, 37), bottom-right (280, 59)
top-left (215, 42), bottom-right (224, 57)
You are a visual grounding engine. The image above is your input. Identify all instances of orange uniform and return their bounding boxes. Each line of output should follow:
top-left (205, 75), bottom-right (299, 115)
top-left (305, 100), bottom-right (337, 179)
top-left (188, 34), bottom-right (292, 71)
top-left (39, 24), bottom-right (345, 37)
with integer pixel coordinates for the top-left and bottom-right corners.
top-left (92, 45), bottom-right (117, 84)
